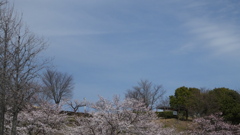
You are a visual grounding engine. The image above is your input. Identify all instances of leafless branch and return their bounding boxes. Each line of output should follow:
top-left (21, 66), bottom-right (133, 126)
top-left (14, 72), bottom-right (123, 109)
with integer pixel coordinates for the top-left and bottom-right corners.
top-left (41, 69), bottom-right (74, 105)
top-left (125, 79), bottom-right (166, 110)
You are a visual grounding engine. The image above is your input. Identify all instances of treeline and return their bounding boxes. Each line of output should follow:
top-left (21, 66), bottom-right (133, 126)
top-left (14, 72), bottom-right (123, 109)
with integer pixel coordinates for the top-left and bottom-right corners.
top-left (169, 86), bottom-right (240, 124)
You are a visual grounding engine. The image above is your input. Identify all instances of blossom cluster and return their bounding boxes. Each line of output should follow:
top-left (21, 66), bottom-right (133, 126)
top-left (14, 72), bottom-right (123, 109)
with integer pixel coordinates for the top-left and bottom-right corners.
top-left (4, 97), bottom-right (176, 135)
top-left (188, 113), bottom-right (240, 135)
top-left (69, 96), bottom-right (176, 135)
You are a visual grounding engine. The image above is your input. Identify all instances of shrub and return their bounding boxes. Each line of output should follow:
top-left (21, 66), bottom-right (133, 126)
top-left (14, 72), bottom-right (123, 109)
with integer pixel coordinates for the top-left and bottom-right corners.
top-left (156, 111), bottom-right (178, 119)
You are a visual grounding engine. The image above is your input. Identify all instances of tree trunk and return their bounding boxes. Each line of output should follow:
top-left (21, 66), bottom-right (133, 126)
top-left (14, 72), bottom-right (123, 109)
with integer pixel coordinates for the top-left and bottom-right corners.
top-left (0, 104), bottom-right (5, 135)
top-left (0, 33), bottom-right (9, 135)
top-left (11, 111), bottom-right (18, 135)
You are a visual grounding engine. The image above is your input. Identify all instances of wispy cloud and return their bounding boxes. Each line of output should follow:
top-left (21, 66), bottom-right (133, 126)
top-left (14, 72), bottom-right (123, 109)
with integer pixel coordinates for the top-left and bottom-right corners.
top-left (186, 18), bottom-right (240, 56)
top-left (173, 0), bottom-right (240, 58)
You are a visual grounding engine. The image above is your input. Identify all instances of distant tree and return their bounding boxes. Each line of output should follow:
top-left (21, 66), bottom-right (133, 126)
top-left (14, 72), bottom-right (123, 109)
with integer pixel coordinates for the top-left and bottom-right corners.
top-left (187, 87), bottom-right (205, 117)
top-left (67, 100), bottom-right (86, 113)
top-left (199, 90), bottom-right (220, 116)
top-left (158, 96), bottom-right (170, 108)
top-left (125, 80), bottom-right (166, 110)
top-left (169, 86), bottom-right (202, 120)
top-left (41, 69), bottom-right (74, 105)
top-left (209, 87), bottom-right (240, 124)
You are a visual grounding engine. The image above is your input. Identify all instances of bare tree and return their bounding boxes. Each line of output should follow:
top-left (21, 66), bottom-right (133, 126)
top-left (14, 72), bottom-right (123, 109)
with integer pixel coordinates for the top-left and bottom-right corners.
top-left (67, 100), bottom-right (86, 113)
top-left (158, 96), bottom-right (170, 108)
top-left (9, 35), bottom-right (47, 135)
top-left (41, 69), bottom-right (74, 105)
top-left (0, 1), bottom-right (48, 134)
top-left (125, 80), bottom-right (166, 110)
top-left (0, 2), bottom-right (13, 134)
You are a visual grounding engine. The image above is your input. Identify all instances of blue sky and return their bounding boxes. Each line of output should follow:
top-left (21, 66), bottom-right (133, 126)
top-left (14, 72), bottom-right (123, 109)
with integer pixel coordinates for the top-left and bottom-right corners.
top-left (9, 0), bottom-right (240, 102)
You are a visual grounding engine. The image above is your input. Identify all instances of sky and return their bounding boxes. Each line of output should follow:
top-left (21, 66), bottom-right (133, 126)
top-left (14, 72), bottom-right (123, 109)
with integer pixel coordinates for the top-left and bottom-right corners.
top-left (8, 0), bottom-right (240, 102)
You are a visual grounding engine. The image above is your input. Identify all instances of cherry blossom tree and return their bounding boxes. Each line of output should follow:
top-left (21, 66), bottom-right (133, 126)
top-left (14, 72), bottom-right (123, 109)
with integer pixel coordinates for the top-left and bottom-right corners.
top-left (3, 96), bottom-right (177, 134)
top-left (72, 96), bottom-right (175, 135)
top-left (188, 113), bottom-right (240, 135)
top-left (4, 102), bottom-right (69, 135)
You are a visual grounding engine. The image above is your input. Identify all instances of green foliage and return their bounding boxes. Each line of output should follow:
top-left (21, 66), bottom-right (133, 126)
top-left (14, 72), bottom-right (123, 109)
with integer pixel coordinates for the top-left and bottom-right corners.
top-left (156, 111), bottom-right (177, 119)
top-left (169, 86), bottom-right (201, 119)
top-left (170, 86), bottom-right (240, 124)
top-left (170, 86), bottom-right (199, 108)
top-left (209, 88), bottom-right (240, 124)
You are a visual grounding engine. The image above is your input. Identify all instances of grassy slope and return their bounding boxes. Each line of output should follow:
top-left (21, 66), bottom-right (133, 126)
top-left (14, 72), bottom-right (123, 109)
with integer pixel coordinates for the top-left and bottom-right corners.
top-left (157, 118), bottom-right (195, 133)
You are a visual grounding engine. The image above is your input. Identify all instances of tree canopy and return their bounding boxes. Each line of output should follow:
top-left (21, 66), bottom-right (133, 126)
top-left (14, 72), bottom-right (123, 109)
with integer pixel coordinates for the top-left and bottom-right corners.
top-left (169, 86), bottom-right (201, 120)
top-left (209, 88), bottom-right (240, 124)
top-left (170, 86), bottom-right (240, 124)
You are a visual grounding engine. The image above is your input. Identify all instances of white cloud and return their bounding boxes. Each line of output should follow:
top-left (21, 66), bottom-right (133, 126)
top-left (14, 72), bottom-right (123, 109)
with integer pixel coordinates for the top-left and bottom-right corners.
top-left (186, 18), bottom-right (240, 56)
top-left (171, 0), bottom-right (240, 58)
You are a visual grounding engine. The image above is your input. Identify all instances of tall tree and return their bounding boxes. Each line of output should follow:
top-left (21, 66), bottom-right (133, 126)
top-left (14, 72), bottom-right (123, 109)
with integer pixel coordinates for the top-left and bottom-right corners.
top-left (0, 1), bottom-right (47, 134)
top-left (169, 86), bottom-right (201, 120)
top-left (41, 69), bottom-right (74, 105)
top-left (0, 2), bottom-right (12, 134)
top-left (125, 80), bottom-right (166, 110)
